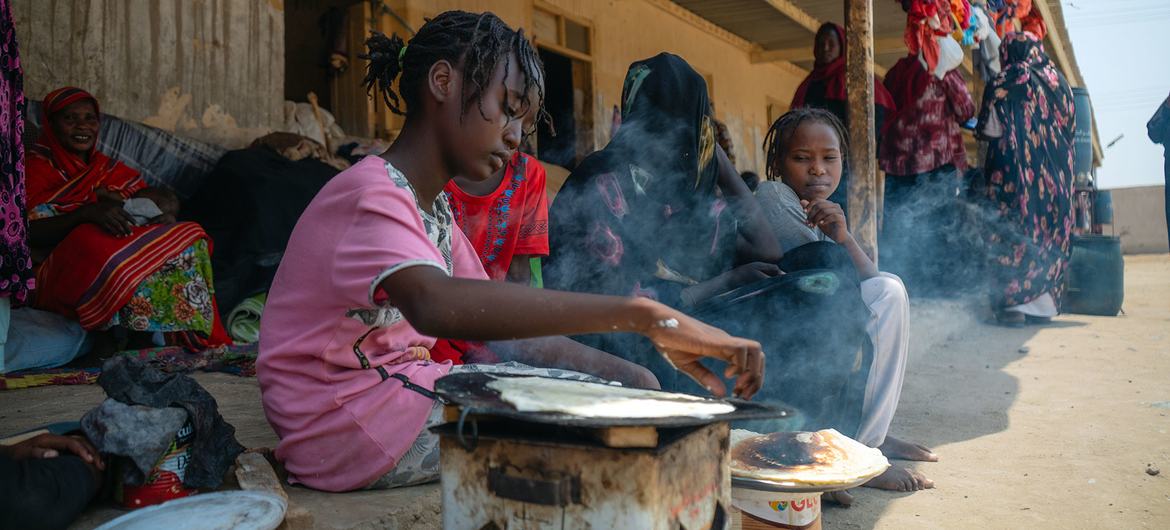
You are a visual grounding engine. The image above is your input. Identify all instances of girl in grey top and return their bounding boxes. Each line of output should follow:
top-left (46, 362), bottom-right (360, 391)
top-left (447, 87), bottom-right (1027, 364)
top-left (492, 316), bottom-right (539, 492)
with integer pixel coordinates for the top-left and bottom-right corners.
top-left (758, 108), bottom-right (936, 501)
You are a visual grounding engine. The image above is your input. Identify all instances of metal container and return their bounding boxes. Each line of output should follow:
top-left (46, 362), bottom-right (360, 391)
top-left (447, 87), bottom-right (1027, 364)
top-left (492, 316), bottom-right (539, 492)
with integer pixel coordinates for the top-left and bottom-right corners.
top-left (732, 489), bottom-right (822, 530)
top-left (117, 417), bottom-right (198, 509)
top-left (1065, 234), bottom-right (1124, 316)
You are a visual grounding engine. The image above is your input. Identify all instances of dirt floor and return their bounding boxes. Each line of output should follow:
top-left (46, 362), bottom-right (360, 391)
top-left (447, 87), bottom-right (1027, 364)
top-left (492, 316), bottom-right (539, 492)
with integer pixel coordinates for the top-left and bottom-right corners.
top-left (0, 254), bottom-right (1166, 529)
top-left (825, 253), bottom-right (1170, 529)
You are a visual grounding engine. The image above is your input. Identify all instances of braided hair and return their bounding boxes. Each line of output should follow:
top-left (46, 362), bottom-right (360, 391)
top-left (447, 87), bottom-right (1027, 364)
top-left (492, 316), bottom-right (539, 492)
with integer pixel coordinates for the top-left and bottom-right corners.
top-left (361, 10), bottom-right (547, 130)
top-left (763, 107), bottom-right (850, 182)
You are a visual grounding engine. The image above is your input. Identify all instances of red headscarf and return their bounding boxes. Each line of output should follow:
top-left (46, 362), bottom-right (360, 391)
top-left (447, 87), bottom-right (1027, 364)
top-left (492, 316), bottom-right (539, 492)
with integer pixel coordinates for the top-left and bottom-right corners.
top-left (791, 23), bottom-right (897, 114)
top-left (26, 87), bottom-right (144, 216)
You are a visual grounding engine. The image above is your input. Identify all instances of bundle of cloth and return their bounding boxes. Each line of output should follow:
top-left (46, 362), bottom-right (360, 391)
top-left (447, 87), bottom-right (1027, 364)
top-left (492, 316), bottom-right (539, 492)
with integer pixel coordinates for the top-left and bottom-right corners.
top-left (182, 139), bottom-right (341, 324)
top-left (900, 0), bottom-right (971, 76)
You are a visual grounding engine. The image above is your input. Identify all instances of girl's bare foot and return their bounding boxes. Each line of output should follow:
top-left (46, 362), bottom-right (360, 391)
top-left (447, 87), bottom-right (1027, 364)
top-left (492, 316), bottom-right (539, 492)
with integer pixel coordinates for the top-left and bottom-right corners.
top-left (822, 489), bottom-right (854, 507)
top-left (863, 465), bottom-right (934, 492)
top-left (879, 436), bottom-right (938, 462)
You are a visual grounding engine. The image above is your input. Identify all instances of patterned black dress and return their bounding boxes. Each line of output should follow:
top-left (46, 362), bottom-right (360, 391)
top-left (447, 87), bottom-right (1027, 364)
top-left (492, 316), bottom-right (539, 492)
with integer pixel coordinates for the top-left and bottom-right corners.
top-left (0, 0), bottom-right (35, 303)
top-left (976, 32), bottom-right (1076, 311)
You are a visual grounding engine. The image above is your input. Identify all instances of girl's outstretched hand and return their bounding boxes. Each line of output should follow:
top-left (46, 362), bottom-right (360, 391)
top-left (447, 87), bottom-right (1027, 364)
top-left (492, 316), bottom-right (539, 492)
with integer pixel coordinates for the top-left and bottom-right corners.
top-left (641, 305), bottom-right (765, 400)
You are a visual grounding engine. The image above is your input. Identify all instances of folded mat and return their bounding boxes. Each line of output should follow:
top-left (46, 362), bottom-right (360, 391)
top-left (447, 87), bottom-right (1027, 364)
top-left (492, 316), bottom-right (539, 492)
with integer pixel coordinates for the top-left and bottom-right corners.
top-left (226, 293), bottom-right (266, 344)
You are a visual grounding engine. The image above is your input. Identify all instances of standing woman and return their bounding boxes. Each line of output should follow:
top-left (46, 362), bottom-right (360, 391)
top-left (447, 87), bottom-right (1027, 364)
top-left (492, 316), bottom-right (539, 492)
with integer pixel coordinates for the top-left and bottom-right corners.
top-left (0, 0), bottom-right (36, 367)
top-left (976, 32), bottom-right (1076, 326)
top-left (1146, 91), bottom-right (1170, 251)
top-left (878, 51), bottom-right (976, 296)
top-left (790, 22), bottom-right (896, 212)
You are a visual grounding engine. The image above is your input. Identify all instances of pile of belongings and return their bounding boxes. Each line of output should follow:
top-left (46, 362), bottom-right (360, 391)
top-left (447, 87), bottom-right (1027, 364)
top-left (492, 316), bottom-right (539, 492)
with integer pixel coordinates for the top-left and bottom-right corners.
top-left (81, 357), bottom-right (244, 489)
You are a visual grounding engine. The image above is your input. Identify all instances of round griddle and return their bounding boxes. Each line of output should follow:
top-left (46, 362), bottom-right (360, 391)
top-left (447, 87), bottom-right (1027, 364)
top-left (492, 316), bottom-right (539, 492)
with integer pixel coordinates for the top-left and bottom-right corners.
top-left (434, 372), bottom-right (792, 428)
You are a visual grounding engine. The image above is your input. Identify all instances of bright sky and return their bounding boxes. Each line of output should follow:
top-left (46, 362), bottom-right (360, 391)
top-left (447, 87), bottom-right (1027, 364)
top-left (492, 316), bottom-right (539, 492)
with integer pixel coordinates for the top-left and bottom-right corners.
top-left (1061, 0), bottom-right (1170, 189)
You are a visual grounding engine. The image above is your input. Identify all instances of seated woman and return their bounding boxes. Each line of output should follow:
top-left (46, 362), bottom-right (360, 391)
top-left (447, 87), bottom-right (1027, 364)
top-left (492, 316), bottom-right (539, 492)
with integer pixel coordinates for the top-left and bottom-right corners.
top-left (25, 87), bottom-right (230, 352)
top-left (756, 107), bottom-right (935, 498)
top-left (790, 22), bottom-right (896, 216)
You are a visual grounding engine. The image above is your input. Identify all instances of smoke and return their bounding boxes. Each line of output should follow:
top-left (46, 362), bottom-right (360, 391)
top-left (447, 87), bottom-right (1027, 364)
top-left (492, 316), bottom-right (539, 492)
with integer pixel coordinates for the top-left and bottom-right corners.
top-left (878, 167), bottom-right (997, 306)
top-left (542, 110), bottom-right (1009, 435)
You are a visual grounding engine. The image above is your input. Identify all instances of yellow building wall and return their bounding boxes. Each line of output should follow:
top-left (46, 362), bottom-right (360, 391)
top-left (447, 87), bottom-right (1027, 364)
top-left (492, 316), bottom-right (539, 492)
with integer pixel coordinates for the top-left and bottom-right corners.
top-left (390, 0), bottom-right (806, 174)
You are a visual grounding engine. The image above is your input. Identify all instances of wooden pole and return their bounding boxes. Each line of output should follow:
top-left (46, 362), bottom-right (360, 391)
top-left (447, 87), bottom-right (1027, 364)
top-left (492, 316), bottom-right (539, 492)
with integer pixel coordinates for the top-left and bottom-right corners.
top-left (845, 0), bottom-right (878, 260)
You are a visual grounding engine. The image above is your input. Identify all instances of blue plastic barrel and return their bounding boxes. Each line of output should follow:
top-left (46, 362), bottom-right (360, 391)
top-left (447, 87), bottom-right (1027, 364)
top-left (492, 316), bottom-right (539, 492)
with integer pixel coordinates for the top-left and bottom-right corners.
top-left (1072, 88), bottom-right (1093, 177)
top-left (1093, 189), bottom-right (1113, 225)
top-left (1064, 234), bottom-right (1124, 316)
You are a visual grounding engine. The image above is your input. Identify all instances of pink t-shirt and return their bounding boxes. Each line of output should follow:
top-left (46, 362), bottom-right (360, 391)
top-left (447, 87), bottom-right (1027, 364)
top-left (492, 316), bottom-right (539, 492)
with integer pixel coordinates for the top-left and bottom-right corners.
top-left (257, 156), bottom-right (488, 492)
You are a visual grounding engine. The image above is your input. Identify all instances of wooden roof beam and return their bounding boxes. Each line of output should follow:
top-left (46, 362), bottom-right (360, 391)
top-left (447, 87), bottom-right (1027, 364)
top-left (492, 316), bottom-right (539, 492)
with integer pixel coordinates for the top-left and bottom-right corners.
top-left (750, 36), bottom-right (910, 64)
top-left (763, 0), bottom-right (823, 33)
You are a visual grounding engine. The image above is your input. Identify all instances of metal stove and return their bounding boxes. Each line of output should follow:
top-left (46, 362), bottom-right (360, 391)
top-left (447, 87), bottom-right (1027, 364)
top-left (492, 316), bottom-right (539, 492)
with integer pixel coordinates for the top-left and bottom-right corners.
top-left (432, 372), bottom-right (791, 530)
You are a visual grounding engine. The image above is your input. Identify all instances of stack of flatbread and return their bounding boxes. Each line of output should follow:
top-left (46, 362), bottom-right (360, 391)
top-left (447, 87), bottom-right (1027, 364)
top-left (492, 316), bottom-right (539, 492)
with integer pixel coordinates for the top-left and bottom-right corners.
top-left (729, 429), bottom-right (889, 488)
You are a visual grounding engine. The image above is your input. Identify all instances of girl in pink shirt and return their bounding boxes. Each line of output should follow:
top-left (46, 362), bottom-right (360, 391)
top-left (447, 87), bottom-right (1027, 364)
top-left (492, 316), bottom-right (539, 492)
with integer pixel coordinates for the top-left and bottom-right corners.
top-left (257, 11), bottom-right (765, 492)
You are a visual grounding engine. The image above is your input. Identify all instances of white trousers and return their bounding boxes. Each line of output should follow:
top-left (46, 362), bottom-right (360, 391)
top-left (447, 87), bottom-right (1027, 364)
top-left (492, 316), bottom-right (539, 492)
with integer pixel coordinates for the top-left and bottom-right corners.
top-left (854, 273), bottom-right (911, 448)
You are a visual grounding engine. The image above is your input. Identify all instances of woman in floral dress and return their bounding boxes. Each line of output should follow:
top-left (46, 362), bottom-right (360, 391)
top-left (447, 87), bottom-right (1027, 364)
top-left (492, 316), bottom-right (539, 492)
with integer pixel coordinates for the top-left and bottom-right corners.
top-left (976, 32), bottom-right (1076, 326)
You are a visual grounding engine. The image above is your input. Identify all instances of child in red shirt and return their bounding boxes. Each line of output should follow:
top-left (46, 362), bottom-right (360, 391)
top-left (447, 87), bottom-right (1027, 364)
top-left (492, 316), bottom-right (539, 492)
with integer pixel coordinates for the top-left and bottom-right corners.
top-left (444, 152), bottom-right (549, 284)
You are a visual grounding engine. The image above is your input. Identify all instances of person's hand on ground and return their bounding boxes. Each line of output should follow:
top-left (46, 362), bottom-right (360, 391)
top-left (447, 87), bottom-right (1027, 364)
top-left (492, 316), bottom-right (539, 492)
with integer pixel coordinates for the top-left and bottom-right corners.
top-left (802, 198), bottom-right (850, 243)
top-left (640, 305), bottom-right (765, 399)
top-left (0, 433), bottom-right (105, 470)
top-left (81, 199), bottom-right (135, 237)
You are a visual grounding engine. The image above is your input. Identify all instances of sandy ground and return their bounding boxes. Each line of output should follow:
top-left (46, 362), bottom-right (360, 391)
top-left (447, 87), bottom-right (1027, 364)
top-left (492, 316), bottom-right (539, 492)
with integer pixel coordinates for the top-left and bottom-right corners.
top-left (0, 255), bottom-right (1166, 529)
top-left (826, 254), bottom-right (1170, 529)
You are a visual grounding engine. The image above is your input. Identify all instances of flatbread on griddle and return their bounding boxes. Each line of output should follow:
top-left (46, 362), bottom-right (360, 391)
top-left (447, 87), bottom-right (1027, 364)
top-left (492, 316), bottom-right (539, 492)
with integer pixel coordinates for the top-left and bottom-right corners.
top-left (729, 429), bottom-right (889, 487)
top-left (486, 376), bottom-right (736, 419)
